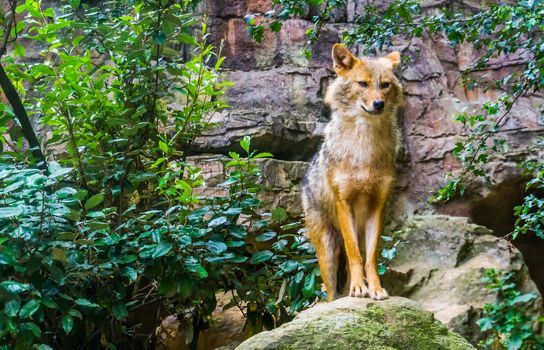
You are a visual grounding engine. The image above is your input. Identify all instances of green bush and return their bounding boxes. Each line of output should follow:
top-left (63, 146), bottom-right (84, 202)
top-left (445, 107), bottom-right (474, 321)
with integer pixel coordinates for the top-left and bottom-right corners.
top-left (0, 1), bottom-right (320, 348)
top-left (477, 270), bottom-right (543, 350)
top-left (0, 138), bottom-right (320, 349)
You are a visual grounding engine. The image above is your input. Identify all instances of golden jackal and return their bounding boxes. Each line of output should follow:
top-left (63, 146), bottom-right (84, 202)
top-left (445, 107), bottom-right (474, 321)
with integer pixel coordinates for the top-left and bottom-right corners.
top-left (302, 44), bottom-right (403, 301)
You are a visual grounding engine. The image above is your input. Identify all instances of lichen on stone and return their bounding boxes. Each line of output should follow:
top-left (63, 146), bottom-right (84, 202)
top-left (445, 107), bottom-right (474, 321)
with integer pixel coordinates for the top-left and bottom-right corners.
top-left (236, 297), bottom-right (476, 350)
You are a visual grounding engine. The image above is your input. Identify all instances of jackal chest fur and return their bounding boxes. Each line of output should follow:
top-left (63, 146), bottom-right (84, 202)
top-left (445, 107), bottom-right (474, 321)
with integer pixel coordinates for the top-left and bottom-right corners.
top-left (323, 115), bottom-right (397, 200)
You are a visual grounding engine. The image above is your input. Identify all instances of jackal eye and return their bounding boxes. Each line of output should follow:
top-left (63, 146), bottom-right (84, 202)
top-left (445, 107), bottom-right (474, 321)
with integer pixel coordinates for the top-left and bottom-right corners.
top-left (380, 82), bottom-right (391, 89)
top-left (358, 81), bottom-right (368, 88)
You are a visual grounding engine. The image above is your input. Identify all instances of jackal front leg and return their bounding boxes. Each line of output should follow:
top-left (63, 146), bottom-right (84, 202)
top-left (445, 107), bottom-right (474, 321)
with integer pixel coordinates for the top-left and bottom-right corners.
top-left (365, 199), bottom-right (389, 300)
top-left (336, 200), bottom-right (368, 298)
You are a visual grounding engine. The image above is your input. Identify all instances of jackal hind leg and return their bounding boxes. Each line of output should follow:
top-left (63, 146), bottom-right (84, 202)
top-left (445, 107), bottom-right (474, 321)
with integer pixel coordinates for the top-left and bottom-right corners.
top-left (307, 222), bottom-right (340, 301)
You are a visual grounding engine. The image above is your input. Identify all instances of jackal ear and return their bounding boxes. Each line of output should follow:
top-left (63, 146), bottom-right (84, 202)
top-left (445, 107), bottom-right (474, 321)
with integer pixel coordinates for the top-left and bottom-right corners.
top-left (384, 51), bottom-right (401, 69)
top-left (332, 44), bottom-right (357, 73)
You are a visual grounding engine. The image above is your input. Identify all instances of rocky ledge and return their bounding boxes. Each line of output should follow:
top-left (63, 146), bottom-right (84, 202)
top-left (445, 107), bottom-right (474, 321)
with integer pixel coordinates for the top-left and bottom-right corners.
top-left (383, 215), bottom-right (542, 343)
top-left (236, 297), bottom-right (475, 350)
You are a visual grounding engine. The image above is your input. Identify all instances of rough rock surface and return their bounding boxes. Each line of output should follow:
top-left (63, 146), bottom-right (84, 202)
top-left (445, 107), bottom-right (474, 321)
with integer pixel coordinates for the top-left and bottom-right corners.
top-left (382, 215), bottom-right (542, 343)
top-left (236, 297), bottom-right (476, 350)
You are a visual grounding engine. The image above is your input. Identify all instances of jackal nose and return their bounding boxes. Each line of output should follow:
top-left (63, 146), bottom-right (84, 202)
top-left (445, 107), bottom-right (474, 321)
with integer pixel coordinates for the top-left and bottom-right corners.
top-left (373, 100), bottom-right (385, 111)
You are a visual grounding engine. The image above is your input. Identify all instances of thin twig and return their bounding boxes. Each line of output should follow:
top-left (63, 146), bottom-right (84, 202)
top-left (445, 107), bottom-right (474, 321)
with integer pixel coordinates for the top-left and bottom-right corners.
top-left (231, 290), bottom-right (246, 318)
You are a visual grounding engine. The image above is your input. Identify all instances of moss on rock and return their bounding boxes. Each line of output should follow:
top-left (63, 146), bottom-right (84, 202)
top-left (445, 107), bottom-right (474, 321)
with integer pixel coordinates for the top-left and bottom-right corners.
top-left (235, 297), bottom-right (475, 350)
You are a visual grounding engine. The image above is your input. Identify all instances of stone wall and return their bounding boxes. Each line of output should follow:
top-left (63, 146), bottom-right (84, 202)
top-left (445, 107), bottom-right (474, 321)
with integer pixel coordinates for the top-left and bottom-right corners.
top-left (192, 0), bottom-right (544, 224)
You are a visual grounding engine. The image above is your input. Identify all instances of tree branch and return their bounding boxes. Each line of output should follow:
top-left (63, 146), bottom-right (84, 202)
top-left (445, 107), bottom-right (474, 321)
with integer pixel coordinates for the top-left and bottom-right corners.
top-left (0, 0), bottom-right (47, 171)
top-left (0, 63), bottom-right (47, 170)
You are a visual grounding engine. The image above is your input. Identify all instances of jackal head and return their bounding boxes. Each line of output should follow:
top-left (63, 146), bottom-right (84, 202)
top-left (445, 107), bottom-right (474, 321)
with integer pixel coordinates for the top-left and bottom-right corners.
top-left (325, 44), bottom-right (402, 117)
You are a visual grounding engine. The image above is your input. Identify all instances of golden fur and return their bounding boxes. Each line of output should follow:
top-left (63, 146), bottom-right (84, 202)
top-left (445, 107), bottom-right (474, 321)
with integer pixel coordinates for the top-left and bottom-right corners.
top-left (302, 44), bottom-right (403, 301)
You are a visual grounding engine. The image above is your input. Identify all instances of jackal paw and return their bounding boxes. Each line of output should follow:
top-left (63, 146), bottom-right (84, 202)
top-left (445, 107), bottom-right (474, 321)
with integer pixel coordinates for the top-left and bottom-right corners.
top-left (349, 283), bottom-right (369, 298)
top-left (368, 285), bottom-right (389, 300)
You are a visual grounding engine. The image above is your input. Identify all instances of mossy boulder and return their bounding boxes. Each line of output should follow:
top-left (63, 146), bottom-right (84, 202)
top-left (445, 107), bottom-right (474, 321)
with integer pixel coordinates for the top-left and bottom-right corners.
top-left (235, 297), bottom-right (475, 350)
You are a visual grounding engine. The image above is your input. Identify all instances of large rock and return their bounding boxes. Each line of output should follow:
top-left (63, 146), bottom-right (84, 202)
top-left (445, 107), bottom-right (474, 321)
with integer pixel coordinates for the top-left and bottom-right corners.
top-left (236, 297), bottom-right (476, 350)
top-left (382, 215), bottom-right (542, 343)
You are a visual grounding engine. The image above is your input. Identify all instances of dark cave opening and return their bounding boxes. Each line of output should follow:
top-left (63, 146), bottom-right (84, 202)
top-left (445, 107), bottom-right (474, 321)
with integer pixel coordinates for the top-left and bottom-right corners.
top-left (468, 178), bottom-right (544, 293)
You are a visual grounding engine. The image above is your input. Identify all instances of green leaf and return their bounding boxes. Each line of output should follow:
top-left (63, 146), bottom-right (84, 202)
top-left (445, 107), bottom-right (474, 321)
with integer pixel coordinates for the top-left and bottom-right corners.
top-left (13, 43), bottom-right (25, 57)
top-left (250, 250), bottom-right (273, 264)
top-left (302, 273), bottom-right (316, 298)
top-left (0, 207), bottom-right (23, 219)
top-left (177, 277), bottom-right (193, 298)
top-left (208, 216), bottom-right (228, 227)
top-left (19, 299), bottom-right (40, 318)
top-left (75, 298), bottom-right (99, 308)
top-left (280, 260), bottom-right (299, 273)
top-left (49, 167), bottom-right (73, 179)
top-left (378, 264), bottom-right (388, 276)
top-left (55, 186), bottom-right (77, 199)
top-left (256, 232), bottom-right (277, 242)
top-left (37, 345), bottom-right (54, 350)
top-left (509, 293), bottom-right (536, 305)
top-left (68, 309), bottom-right (82, 319)
top-left (43, 7), bottom-right (55, 17)
top-left (228, 225), bottom-right (247, 238)
top-left (115, 255), bottom-right (137, 264)
top-left (240, 136), bottom-right (251, 153)
top-left (152, 242), bottom-right (172, 258)
top-left (178, 32), bottom-right (196, 45)
top-left (41, 296), bottom-right (57, 309)
top-left (153, 31), bottom-right (167, 45)
top-left (0, 281), bottom-right (31, 293)
top-left (226, 240), bottom-right (244, 248)
top-left (507, 336), bottom-right (524, 350)
top-left (21, 322), bottom-right (41, 337)
top-left (112, 302), bottom-right (128, 320)
top-left (272, 239), bottom-right (288, 251)
top-left (477, 317), bottom-right (493, 331)
top-left (122, 267), bottom-right (138, 282)
top-left (61, 315), bottom-right (74, 334)
top-left (224, 207), bottom-right (242, 215)
top-left (87, 221), bottom-right (109, 230)
top-left (159, 140), bottom-right (168, 153)
top-left (269, 21), bottom-right (282, 32)
top-left (207, 241), bottom-right (227, 254)
top-left (84, 193), bottom-right (104, 210)
top-left (5, 299), bottom-right (20, 317)
top-left (185, 257), bottom-right (208, 278)
top-left (51, 247), bottom-right (67, 263)
top-left (229, 256), bottom-right (248, 263)
top-left (381, 247), bottom-right (397, 261)
top-left (271, 207), bottom-right (287, 222)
